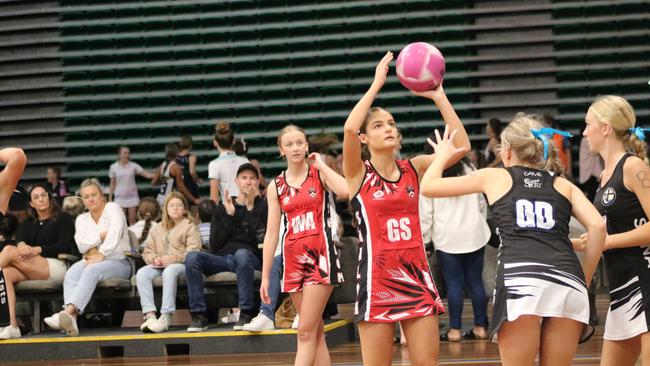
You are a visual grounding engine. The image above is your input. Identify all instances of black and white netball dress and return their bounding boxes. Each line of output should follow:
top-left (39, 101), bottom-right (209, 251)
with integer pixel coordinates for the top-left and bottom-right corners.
top-left (593, 153), bottom-right (650, 341)
top-left (489, 166), bottom-right (589, 340)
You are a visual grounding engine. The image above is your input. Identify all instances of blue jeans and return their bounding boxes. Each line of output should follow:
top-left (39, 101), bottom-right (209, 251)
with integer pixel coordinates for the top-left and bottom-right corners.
top-left (260, 255), bottom-right (282, 320)
top-left (185, 249), bottom-right (261, 313)
top-left (436, 247), bottom-right (488, 329)
top-left (136, 263), bottom-right (185, 314)
top-left (63, 259), bottom-right (132, 314)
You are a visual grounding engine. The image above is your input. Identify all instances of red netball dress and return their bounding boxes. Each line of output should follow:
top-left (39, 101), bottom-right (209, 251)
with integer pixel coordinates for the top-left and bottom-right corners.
top-left (276, 164), bottom-right (344, 293)
top-left (351, 159), bottom-right (444, 322)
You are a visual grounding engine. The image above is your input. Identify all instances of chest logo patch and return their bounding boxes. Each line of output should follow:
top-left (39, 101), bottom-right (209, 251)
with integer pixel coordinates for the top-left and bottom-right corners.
top-left (601, 187), bottom-right (616, 206)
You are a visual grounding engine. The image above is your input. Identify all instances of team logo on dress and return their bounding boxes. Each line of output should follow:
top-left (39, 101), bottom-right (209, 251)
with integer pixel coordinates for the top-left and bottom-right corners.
top-left (523, 178), bottom-right (542, 189)
top-left (601, 187), bottom-right (616, 206)
top-left (308, 187), bottom-right (317, 198)
top-left (282, 196), bottom-right (290, 205)
top-left (406, 185), bottom-right (415, 198)
top-left (373, 190), bottom-right (385, 200)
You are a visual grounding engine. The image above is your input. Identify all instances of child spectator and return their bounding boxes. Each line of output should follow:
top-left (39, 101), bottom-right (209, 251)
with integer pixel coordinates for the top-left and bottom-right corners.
top-left (128, 197), bottom-right (160, 249)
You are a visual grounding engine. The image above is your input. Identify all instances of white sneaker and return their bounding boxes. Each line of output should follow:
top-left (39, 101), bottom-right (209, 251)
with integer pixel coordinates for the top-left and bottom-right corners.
top-left (0, 325), bottom-right (21, 339)
top-left (140, 314), bottom-right (157, 332)
top-left (291, 314), bottom-right (300, 329)
top-left (58, 311), bottom-right (79, 337)
top-left (242, 313), bottom-right (274, 332)
top-left (44, 312), bottom-right (62, 330)
top-left (147, 314), bottom-right (171, 333)
top-left (220, 309), bottom-right (240, 324)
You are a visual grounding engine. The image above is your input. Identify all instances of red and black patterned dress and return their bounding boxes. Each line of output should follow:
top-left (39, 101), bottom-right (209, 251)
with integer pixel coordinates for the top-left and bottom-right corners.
top-left (276, 164), bottom-right (344, 293)
top-left (351, 159), bottom-right (444, 322)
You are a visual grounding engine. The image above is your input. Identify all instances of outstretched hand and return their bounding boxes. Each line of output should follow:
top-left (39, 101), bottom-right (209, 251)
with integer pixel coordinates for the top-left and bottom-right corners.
top-left (427, 125), bottom-right (468, 161)
top-left (372, 51), bottom-right (393, 89)
top-left (411, 82), bottom-right (445, 102)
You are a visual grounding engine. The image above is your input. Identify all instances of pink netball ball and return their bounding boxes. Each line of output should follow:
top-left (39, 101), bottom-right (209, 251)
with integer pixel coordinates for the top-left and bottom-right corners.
top-left (395, 42), bottom-right (445, 92)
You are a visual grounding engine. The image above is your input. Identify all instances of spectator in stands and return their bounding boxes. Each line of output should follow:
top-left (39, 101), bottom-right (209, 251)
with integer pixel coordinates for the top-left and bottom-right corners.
top-left (544, 115), bottom-right (572, 177)
top-left (209, 123), bottom-right (249, 203)
top-left (128, 197), bottom-right (160, 250)
top-left (0, 184), bottom-right (77, 339)
top-left (420, 159), bottom-right (491, 342)
top-left (233, 136), bottom-right (267, 196)
top-left (62, 196), bottom-right (84, 218)
top-left (137, 192), bottom-right (201, 333)
top-left (153, 143), bottom-right (200, 207)
top-left (44, 178), bottom-right (132, 337)
top-left (485, 118), bottom-right (503, 167)
top-left (185, 163), bottom-right (267, 332)
top-left (197, 199), bottom-right (216, 251)
top-left (0, 213), bottom-right (18, 252)
top-left (46, 166), bottom-right (69, 203)
top-left (109, 146), bottom-right (156, 225)
top-left (176, 135), bottom-right (201, 201)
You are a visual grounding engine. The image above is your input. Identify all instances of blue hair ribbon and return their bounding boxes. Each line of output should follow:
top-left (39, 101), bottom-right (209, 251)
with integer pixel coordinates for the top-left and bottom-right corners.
top-left (628, 127), bottom-right (649, 141)
top-left (531, 127), bottom-right (573, 160)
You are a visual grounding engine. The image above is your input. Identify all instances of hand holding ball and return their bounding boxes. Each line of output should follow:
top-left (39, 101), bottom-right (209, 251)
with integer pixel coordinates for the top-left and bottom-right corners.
top-left (396, 42), bottom-right (445, 92)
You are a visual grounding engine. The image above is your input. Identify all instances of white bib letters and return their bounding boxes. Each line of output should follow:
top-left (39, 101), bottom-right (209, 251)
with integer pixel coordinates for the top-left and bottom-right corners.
top-left (291, 212), bottom-right (316, 234)
top-left (386, 217), bottom-right (412, 242)
top-left (515, 199), bottom-right (555, 230)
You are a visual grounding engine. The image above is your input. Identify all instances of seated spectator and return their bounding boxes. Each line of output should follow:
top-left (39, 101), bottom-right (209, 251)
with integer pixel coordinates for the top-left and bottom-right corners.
top-left (62, 196), bottom-right (84, 218)
top-left (128, 197), bottom-right (160, 249)
top-left (44, 178), bottom-right (132, 337)
top-left (0, 213), bottom-right (18, 252)
top-left (136, 192), bottom-right (201, 333)
top-left (185, 163), bottom-right (267, 332)
top-left (46, 166), bottom-right (69, 203)
top-left (0, 185), bottom-right (77, 339)
top-left (197, 199), bottom-right (216, 251)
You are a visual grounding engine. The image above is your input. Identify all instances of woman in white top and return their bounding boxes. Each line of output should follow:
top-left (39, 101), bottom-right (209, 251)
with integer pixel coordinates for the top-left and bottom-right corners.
top-left (420, 157), bottom-right (491, 342)
top-left (208, 122), bottom-right (249, 203)
top-left (44, 178), bottom-right (132, 337)
top-left (109, 146), bottom-right (155, 225)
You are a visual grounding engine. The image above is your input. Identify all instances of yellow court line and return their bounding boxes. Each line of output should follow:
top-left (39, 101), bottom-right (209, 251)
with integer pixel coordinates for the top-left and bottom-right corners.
top-left (0, 319), bottom-right (353, 345)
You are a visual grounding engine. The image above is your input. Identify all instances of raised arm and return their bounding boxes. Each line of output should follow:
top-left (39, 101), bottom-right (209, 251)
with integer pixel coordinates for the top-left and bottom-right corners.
top-left (343, 52), bottom-right (393, 186)
top-left (410, 85), bottom-right (471, 176)
top-left (0, 148), bottom-right (26, 214)
top-left (309, 153), bottom-right (349, 199)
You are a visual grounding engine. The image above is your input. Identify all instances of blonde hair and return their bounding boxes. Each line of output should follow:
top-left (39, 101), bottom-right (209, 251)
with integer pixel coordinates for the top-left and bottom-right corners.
top-left (62, 196), bottom-right (84, 218)
top-left (79, 178), bottom-right (104, 196)
top-left (500, 113), bottom-right (563, 173)
top-left (162, 192), bottom-right (189, 231)
top-left (277, 124), bottom-right (307, 146)
top-left (588, 95), bottom-right (646, 161)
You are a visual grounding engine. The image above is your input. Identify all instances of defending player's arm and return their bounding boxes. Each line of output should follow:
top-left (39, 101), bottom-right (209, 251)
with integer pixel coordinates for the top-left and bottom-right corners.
top-left (410, 85), bottom-right (471, 176)
top-left (605, 157), bottom-right (650, 249)
top-left (566, 180), bottom-right (606, 285)
top-left (260, 180), bottom-right (280, 304)
top-left (343, 52), bottom-right (392, 188)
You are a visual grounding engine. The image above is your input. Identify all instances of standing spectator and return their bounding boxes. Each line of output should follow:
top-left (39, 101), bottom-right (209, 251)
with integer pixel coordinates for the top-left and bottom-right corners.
top-left (185, 163), bottom-right (267, 332)
top-left (153, 143), bottom-right (200, 207)
top-left (45, 166), bottom-right (69, 203)
top-left (109, 146), bottom-right (155, 225)
top-left (0, 185), bottom-right (76, 339)
top-left (484, 118), bottom-right (503, 167)
top-left (176, 136), bottom-right (201, 200)
top-left (208, 123), bottom-right (249, 203)
top-left (420, 159), bottom-right (491, 342)
top-left (578, 137), bottom-right (604, 202)
top-left (44, 178), bottom-right (132, 337)
top-left (136, 192), bottom-right (201, 333)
